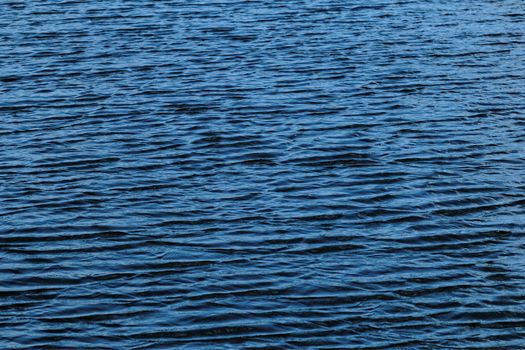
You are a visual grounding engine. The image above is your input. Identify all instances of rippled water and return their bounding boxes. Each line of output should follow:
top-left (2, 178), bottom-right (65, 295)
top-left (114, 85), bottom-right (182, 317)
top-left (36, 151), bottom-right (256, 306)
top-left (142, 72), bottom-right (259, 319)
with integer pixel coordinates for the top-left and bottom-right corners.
top-left (2, 1), bottom-right (525, 348)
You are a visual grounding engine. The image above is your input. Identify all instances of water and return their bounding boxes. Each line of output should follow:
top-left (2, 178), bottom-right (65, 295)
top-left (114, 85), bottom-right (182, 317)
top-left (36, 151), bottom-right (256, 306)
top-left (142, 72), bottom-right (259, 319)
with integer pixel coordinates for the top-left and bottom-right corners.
top-left (1, 1), bottom-right (525, 348)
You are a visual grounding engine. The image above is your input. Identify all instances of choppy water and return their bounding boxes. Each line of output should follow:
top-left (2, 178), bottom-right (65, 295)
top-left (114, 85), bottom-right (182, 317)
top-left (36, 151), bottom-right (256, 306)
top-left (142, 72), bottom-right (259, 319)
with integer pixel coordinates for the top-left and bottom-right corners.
top-left (2, 1), bottom-right (525, 349)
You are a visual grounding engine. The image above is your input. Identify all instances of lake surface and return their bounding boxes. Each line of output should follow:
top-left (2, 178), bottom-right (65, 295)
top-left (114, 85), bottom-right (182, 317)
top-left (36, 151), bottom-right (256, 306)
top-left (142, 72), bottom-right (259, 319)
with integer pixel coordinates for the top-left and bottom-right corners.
top-left (1, 1), bottom-right (525, 348)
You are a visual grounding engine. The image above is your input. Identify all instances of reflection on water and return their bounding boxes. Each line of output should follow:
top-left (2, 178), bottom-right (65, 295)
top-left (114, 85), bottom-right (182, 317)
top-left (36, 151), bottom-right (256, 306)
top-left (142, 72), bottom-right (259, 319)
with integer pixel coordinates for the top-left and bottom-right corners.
top-left (1, 1), bottom-right (525, 348)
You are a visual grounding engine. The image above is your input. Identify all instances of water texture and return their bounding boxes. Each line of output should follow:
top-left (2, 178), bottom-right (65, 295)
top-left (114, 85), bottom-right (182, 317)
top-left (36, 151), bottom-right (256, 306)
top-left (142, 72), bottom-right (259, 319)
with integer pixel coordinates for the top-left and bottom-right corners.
top-left (1, 1), bottom-right (525, 349)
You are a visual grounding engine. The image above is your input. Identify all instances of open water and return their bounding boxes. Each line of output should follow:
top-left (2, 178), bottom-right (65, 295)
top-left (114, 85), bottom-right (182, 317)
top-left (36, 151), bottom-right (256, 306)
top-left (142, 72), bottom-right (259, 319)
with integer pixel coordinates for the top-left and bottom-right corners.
top-left (1, 1), bottom-right (525, 349)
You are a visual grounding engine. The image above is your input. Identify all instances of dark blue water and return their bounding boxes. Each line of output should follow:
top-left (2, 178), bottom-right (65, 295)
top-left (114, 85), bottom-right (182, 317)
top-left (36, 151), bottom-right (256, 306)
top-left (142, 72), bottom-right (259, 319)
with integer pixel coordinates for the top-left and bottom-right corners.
top-left (2, 1), bottom-right (525, 348)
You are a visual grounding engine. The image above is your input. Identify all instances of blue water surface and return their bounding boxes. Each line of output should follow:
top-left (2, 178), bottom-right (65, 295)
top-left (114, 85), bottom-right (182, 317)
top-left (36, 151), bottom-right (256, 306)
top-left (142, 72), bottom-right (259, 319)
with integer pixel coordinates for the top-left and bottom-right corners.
top-left (1, 1), bottom-right (525, 349)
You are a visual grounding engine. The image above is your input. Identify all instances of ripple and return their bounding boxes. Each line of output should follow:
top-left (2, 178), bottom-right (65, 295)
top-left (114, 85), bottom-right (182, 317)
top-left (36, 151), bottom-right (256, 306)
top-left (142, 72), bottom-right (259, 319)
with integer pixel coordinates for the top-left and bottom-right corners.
top-left (1, 0), bottom-right (525, 349)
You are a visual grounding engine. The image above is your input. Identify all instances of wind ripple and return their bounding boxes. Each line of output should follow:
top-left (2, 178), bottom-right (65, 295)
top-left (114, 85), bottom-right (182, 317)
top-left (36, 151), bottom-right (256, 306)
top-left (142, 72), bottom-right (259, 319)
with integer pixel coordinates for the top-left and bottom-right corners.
top-left (1, 0), bottom-right (525, 349)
